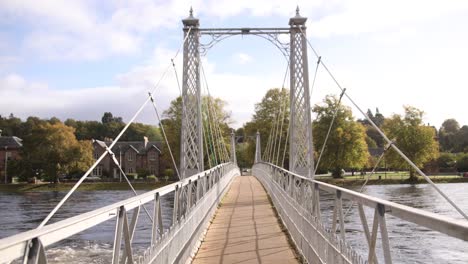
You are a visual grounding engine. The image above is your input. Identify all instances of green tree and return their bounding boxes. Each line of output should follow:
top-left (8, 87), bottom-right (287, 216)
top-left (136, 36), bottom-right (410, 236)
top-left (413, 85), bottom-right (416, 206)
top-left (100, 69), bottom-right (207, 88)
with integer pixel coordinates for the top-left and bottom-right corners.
top-left (313, 95), bottom-right (369, 178)
top-left (439, 118), bottom-right (460, 152)
top-left (437, 152), bottom-right (457, 171)
top-left (382, 106), bottom-right (439, 181)
top-left (18, 122), bottom-right (94, 183)
top-left (160, 96), bottom-right (231, 171)
top-left (243, 88), bottom-right (289, 166)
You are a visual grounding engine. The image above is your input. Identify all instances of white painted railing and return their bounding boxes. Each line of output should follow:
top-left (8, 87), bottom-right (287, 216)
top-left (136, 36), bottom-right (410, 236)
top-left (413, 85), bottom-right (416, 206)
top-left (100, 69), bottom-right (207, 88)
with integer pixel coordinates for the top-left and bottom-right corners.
top-left (0, 163), bottom-right (240, 264)
top-left (253, 162), bottom-right (468, 264)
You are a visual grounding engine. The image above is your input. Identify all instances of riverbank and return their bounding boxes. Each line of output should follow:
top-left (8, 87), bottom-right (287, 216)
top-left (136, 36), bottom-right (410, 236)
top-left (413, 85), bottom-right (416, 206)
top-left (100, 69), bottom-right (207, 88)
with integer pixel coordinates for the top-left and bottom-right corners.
top-left (0, 181), bottom-right (175, 192)
top-left (317, 176), bottom-right (468, 187)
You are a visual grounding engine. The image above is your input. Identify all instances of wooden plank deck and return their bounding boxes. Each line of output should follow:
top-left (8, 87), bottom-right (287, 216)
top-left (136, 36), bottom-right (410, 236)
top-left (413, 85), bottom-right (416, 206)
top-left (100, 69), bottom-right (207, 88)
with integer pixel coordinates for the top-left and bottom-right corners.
top-left (192, 176), bottom-right (299, 264)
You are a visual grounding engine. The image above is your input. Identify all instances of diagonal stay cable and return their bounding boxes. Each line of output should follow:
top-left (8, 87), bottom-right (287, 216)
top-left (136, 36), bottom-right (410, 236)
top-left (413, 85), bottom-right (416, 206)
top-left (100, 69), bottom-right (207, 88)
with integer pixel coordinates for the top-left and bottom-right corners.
top-left (21, 25), bottom-right (194, 264)
top-left (342, 142), bottom-right (392, 219)
top-left (35, 27), bottom-right (193, 230)
top-left (299, 27), bottom-right (468, 220)
top-left (107, 147), bottom-right (154, 221)
top-left (148, 93), bottom-right (181, 180)
top-left (314, 88), bottom-right (346, 174)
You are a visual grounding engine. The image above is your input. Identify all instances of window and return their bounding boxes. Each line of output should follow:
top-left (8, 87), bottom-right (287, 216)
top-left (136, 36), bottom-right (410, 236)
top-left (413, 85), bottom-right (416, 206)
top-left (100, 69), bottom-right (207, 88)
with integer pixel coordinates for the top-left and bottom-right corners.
top-left (127, 167), bottom-right (135, 174)
top-left (127, 151), bottom-right (135, 162)
top-left (93, 151), bottom-right (99, 160)
top-left (149, 166), bottom-right (156, 175)
top-left (92, 166), bottom-right (102, 177)
top-left (148, 151), bottom-right (156, 161)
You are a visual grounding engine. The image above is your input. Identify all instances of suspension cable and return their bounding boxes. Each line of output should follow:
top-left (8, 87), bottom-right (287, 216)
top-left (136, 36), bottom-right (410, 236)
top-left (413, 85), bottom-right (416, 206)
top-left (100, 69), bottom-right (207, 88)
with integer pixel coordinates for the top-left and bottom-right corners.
top-left (275, 62), bottom-right (291, 165)
top-left (271, 63), bottom-right (290, 165)
top-left (200, 61), bottom-right (231, 163)
top-left (200, 65), bottom-right (220, 165)
top-left (299, 27), bottom-right (468, 221)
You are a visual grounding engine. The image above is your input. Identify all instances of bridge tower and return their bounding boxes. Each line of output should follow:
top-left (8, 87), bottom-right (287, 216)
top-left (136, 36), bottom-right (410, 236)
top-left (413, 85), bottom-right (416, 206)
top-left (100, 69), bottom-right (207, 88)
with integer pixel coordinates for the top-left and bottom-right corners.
top-left (289, 8), bottom-right (315, 178)
top-left (230, 130), bottom-right (237, 164)
top-left (180, 8), bottom-right (203, 178)
top-left (255, 131), bottom-right (261, 163)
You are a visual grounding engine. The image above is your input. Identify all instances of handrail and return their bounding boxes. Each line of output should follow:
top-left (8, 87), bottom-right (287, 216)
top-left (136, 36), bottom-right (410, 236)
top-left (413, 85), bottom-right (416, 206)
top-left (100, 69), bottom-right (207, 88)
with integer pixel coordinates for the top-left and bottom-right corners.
top-left (263, 162), bottom-right (468, 240)
top-left (0, 163), bottom-right (240, 264)
top-left (253, 162), bottom-right (468, 264)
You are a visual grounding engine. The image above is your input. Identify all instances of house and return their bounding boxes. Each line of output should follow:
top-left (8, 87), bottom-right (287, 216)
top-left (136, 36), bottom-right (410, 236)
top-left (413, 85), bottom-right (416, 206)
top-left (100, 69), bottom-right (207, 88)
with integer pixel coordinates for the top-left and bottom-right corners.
top-left (92, 138), bottom-right (163, 179)
top-left (0, 130), bottom-right (23, 183)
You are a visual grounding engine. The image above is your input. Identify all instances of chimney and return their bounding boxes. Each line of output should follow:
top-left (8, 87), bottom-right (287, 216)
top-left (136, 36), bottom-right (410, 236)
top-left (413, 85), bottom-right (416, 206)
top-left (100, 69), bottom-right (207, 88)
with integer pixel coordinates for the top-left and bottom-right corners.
top-left (144, 136), bottom-right (149, 148)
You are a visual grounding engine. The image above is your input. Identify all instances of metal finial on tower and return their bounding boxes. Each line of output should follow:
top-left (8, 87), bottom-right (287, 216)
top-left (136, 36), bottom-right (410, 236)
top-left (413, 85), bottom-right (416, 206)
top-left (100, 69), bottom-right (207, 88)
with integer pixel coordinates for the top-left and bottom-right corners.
top-left (296, 6), bottom-right (300, 16)
top-left (189, 6), bottom-right (193, 17)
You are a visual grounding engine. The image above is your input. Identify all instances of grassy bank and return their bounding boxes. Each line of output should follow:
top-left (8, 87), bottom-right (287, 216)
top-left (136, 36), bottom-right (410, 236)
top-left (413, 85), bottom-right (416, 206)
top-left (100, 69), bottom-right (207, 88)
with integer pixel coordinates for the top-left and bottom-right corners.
top-left (317, 176), bottom-right (468, 187)
top-left (0, 181), bottom-right (175, 192)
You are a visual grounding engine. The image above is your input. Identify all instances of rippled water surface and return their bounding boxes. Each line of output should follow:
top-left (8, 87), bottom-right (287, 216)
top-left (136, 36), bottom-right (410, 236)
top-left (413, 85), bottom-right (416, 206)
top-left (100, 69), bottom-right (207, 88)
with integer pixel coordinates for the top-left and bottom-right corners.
top-left (1, 182), bottom-right (467, 263)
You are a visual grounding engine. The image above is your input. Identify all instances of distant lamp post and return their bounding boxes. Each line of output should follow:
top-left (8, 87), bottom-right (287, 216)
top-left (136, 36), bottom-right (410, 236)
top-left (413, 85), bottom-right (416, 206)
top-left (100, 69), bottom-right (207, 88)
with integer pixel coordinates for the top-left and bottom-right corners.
top-left (4, 146), bottom-right (8, 184)
top-left (119, 147), bottom-right (122, 183)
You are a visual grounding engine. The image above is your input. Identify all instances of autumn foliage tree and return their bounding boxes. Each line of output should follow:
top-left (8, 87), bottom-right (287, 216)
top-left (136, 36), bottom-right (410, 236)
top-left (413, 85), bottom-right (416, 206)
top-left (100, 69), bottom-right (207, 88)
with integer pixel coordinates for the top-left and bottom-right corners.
top-left (16, 122), bottom-right (94, 183)
top-left (382, 106), bottom-right (439, 181)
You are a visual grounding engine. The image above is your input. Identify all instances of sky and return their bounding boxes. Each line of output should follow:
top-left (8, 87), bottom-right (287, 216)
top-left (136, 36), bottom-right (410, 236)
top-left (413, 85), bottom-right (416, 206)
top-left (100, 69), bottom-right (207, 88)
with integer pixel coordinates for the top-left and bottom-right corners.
top-left (1, 0), bottom-right (468, 130)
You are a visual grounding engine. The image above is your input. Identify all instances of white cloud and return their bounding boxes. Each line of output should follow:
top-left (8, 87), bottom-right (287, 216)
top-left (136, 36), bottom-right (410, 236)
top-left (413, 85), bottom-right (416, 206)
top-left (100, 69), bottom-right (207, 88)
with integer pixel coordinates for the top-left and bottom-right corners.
top-left (232, 52), bottom-right (253, 65)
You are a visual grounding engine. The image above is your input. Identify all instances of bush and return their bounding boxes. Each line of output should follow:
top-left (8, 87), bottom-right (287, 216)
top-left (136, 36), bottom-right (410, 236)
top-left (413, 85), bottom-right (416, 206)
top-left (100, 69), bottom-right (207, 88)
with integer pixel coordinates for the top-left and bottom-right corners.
top-left (438, 153), bottom-right (457, 169)
top-left (164, 169), bottom-right (174, 178)
top-left (127, 173), bottom-right (138, 180)
top-left (456, 153), bottom-right (468, 172)
top-left (137, 169), bottom-right (149, 179)
top-left (147, 175), bottom-right (159, 182)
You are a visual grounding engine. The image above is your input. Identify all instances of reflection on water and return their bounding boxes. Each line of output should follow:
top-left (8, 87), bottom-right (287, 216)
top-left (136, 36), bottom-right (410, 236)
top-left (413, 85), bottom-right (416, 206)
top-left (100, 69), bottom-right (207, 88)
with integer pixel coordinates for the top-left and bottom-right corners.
top-left (1, 183), bottom-right (467, 263)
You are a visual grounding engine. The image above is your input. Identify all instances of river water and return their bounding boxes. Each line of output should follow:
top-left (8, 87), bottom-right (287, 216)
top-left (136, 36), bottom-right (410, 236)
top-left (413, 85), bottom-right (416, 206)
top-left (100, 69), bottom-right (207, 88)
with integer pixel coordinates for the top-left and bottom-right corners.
top-left (0, 183), bottom-right (467, 263)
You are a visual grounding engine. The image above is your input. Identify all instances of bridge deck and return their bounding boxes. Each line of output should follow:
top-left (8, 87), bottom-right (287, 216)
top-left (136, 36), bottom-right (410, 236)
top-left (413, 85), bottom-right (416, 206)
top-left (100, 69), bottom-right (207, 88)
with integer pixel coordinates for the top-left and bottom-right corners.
top-left (192, 176), bottom-right (299, 264)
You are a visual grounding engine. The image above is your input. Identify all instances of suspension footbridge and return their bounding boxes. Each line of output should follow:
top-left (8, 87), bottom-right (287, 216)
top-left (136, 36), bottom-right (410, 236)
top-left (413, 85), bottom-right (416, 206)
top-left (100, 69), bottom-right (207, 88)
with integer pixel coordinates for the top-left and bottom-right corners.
top-left (1, 8), bottom-right (468, 264)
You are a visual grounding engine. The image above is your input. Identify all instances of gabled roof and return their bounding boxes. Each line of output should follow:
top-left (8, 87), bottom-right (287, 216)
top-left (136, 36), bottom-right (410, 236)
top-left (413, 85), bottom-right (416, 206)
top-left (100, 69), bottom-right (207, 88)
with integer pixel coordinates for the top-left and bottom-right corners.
top-left (0, 136), bottom-right (23, 149)
top-left (92, 139), bottom-right (163, 155)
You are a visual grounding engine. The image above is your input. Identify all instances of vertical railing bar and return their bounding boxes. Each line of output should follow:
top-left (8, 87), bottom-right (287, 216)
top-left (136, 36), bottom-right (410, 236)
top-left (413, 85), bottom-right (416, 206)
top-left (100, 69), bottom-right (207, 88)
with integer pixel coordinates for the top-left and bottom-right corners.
top-left (187, 180), bottom-right (193, 211)
top-left (26, 238), bottom-right (48, 264)
top-left (196, 176), bottom-right (201, 202)
top-left (358, 204), bottom-right (379, 264)
top-left (112, 206), bottom-right (125, 264)
top-left (378, 204), bottom-right (392, 264)
top-left (173, 185), bottom-right (180, 225)
top-left (121, 205), bottom-right (140, 263)
top-left (368, 207), bottom-right (380, 264)
top-left (337, 190), bottom-right (346, 242)
top-left (332, 198), bottom-right (338, 233)
top-left (151, 193), bottom-right (161, 245)
top-left (121, 208), bottom-right (134, 264)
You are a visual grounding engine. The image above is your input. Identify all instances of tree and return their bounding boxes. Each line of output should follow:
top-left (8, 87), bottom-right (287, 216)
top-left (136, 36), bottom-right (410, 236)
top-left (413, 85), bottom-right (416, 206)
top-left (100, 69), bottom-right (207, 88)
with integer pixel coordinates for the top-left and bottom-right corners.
top-left (382, 106), bottom-right (439, 181)
top-left (101, 112), bottom-right (123, 124)
top-left (18, 122), bottom-right (94, 183)
top-left (160, 96), bottom-right (232, 171)
top-left (313, 95), bottom-right (369, 178)
top-left (439, 118), bottom-right (460, 152)
top-left (437, 152), bottom-right (457, 171)
top-left (244, 88), bottom-right (289, 166)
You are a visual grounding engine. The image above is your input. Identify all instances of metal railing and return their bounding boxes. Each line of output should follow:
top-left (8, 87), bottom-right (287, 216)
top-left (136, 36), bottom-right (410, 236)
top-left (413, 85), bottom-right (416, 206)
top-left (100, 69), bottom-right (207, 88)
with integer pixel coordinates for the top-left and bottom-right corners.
top-left (0, 163), bottom-right (240, 264)
top-left (253, 162), bottom-right (468, 264)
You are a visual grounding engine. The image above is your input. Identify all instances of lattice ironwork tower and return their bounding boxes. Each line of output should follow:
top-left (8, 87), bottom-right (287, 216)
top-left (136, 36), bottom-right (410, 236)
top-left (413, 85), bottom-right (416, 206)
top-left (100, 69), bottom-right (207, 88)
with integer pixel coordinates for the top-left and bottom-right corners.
top-left (289, 8), bottom-right (315, 178)
top-left (180, 9), bottom-right (203, 178)
top-left (230, 130), bottom-right (237, 164)
top-left (255, 131), bottom-right (261, 163)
